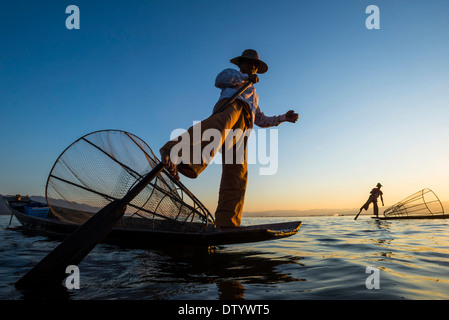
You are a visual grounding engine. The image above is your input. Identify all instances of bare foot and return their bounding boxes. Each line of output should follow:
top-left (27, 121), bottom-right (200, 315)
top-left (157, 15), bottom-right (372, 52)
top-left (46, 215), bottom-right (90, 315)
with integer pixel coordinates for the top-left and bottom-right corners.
top-left (159, 148), bottom-right (180, 181)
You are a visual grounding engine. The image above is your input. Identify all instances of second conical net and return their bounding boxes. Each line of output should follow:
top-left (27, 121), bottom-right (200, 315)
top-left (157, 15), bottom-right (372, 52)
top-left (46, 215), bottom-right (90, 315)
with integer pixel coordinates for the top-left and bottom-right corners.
top-left (383, 188), bottom-right (445, 218)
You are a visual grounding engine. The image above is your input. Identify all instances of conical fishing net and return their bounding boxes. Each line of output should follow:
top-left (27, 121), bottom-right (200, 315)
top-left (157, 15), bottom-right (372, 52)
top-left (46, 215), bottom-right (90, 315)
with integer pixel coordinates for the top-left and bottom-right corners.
top-left (383, 188), bottom-right (445, 218)
top-left (45, 130), bottom-right (214, 232)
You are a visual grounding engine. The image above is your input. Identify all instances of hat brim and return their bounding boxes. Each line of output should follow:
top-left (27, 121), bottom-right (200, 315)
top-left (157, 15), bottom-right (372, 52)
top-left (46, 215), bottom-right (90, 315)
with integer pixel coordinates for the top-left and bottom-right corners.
top-left (230, 57), bottom-right (268, 74)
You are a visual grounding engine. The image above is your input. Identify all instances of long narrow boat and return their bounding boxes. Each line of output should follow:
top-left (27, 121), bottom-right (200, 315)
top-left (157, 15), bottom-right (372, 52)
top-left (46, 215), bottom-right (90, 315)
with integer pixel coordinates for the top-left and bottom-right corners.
top-left (4, 195), bottom-right (302, 247)
top-left (372, 214), bottom-right (447, 220)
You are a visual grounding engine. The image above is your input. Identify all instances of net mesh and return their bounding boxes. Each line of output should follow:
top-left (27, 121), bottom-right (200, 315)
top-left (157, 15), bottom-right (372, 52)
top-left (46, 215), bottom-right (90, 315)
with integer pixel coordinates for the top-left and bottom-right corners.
top-left (45, 130), bottom-right (214, 232)
top-left (383, 188), bottom-right (445, 218)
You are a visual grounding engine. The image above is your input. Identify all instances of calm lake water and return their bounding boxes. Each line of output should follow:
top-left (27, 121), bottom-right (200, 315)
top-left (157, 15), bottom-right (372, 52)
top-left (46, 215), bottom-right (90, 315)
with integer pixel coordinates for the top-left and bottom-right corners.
top-left (1, 214), bottom-right (449, 300)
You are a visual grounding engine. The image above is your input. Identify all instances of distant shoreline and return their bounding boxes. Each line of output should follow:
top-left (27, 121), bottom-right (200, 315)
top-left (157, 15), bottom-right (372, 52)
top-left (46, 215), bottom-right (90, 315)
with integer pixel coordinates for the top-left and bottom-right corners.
top-left (244, 213), bottom-right (359, 218)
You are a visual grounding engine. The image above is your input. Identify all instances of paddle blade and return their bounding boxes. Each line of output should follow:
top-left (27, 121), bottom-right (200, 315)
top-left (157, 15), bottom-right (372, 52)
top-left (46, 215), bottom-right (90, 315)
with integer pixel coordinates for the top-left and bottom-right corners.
top-left (16, 162), bottom-right (165, 289)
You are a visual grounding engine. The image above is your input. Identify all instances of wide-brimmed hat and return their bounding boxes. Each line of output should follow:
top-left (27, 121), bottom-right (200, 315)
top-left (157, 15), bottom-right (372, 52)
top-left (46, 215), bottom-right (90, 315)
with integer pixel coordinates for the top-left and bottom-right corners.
top-left (230, 49), bottom-right (268, 74)
top-left (377, 183), bottom-right (382, 187)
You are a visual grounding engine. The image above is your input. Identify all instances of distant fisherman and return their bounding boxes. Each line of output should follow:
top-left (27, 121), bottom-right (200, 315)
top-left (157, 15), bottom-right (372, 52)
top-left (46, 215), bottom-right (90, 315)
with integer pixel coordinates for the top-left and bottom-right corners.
top-left (360, 183), bottom-right (384, 217)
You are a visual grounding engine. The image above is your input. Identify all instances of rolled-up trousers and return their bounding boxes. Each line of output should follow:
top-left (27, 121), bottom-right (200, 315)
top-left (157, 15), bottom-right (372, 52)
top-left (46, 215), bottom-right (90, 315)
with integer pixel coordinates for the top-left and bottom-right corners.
top-left (160, 99), bottom-right (251, 227)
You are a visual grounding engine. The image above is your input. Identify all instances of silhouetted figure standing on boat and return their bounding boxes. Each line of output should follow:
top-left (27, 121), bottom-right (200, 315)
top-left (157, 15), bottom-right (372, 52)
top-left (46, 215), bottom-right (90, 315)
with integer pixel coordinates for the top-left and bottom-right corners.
top-left (360, 183), bottom-right (384, 217)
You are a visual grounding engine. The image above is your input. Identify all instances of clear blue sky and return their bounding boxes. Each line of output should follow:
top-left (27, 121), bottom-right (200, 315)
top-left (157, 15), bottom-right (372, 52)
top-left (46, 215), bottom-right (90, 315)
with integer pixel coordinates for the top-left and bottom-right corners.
top-left (1, 1), bottom-right (449, 212)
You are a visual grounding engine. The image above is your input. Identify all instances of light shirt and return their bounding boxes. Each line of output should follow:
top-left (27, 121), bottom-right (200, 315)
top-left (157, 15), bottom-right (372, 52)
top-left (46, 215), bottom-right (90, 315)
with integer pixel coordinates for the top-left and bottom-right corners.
top-left (215, 68), bottom-right (286, 128)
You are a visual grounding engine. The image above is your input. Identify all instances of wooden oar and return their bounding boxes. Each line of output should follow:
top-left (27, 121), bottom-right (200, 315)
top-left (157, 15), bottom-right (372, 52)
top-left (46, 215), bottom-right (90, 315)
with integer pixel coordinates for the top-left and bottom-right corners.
top-left (15, 162), bottom-right (164, 289)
